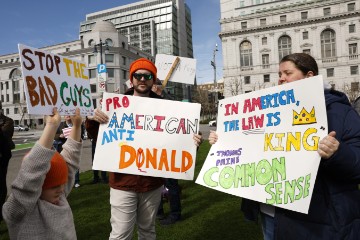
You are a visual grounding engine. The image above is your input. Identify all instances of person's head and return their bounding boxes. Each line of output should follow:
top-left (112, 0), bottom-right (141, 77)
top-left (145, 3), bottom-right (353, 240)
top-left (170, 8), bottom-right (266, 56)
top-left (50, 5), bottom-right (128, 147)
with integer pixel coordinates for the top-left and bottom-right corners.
top-left (278, 53), bottom-right (318, 85)
top-left (40, 152), bottom-right (68, 205)
top-left (129, 58), bottom-right (157, 96)
top-left (64, 115), bottom-right (71, 123)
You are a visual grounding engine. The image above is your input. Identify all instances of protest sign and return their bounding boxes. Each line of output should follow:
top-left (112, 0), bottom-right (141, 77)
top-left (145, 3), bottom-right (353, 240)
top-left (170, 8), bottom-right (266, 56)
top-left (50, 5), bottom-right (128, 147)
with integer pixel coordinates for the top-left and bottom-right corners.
top-left (93, 92), bottom-right (201, 180)
top-left (18, 44), bottom-right (93, 116)
top-left (196, 76), bottom-right (328, 214)
top-left (155, 54), bottom-right (196, 85)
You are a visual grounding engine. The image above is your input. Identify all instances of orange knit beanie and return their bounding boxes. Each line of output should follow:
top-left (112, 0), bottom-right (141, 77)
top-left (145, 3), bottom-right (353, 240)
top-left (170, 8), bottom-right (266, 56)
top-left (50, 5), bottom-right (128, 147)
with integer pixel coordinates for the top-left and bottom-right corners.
top-left (129, 58), bottom-right (157, 82)
top-left (42, 152), bottom-right (68, 190)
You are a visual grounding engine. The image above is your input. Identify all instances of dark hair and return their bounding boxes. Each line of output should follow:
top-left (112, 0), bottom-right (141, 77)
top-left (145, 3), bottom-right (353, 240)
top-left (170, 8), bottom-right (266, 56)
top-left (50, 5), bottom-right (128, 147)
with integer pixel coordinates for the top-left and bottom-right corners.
top-left (280, 53), bottom-right (318, 76)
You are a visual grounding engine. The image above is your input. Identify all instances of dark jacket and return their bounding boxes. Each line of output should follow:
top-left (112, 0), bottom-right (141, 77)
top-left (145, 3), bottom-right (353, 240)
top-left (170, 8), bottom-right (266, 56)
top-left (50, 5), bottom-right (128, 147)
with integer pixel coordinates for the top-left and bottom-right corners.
top-left (242, 89), bottom-right (360, 239)
top-left (86, 90), bottom-right (164, 192)
top-left (0, 114), bottom-right (14, 159)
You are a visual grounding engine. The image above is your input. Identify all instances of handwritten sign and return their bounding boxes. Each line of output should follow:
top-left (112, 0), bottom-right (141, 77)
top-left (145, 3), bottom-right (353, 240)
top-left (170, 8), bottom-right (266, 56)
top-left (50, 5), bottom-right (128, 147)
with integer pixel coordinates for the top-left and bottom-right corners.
top-left (196, 76), bottom-right (328, 214)
top-left (155, 54), bottom-right (196, 85)
top-left (93, 92), bottom-right (201, 180)
top-left (18, 44), bottom-right (93, 116)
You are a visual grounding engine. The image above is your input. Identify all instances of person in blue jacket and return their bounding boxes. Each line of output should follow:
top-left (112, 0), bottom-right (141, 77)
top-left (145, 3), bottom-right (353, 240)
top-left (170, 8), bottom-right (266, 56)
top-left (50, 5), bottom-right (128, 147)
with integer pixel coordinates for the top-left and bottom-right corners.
top-left (209, 53), bottom-right (360, 239)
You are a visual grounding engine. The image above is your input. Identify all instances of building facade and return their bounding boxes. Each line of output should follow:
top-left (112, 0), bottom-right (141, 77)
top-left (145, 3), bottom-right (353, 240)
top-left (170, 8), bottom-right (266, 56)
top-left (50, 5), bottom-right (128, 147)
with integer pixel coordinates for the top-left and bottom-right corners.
top-left (80, 0), bottom-right (194, 100)
top-left (0, 21), bottom-right (152, 127)
top-left (220, 0), bottom-right (360, 100)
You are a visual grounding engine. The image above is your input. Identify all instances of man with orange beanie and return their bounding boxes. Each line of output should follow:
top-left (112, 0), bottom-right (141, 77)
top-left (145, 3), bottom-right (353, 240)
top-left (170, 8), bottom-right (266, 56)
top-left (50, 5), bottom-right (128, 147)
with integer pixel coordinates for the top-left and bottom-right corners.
top-left (2, 107), bottom-right (83, 239)
top-left (86, 58), bottom-right (202, 240)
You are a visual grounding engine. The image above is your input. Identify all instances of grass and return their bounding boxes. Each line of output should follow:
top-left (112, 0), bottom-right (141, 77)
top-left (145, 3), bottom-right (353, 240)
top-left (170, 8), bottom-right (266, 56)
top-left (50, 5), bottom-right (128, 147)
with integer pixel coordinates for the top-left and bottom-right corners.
top-left (12, 142), bottom-right (36, 151)
top-left (0, 141), bottom-right (263, 240)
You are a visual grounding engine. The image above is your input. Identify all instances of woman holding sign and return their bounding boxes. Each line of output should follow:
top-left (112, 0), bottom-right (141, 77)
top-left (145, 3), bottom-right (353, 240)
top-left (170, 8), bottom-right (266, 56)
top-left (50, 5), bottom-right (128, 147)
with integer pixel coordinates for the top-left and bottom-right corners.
top-left (209, 53), bottom-right (360, 240)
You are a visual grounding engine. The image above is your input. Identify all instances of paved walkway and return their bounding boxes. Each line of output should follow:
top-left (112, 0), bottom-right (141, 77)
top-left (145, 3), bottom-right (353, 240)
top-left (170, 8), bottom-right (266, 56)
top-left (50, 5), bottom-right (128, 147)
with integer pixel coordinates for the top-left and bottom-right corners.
top-left (6, 130), bottom-right (93, 193)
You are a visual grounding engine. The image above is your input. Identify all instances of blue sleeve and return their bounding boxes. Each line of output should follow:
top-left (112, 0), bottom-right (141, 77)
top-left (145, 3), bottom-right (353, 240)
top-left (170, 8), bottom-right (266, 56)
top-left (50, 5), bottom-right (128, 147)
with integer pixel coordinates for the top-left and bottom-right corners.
top-left (322, 108), bottom-right (360, 182)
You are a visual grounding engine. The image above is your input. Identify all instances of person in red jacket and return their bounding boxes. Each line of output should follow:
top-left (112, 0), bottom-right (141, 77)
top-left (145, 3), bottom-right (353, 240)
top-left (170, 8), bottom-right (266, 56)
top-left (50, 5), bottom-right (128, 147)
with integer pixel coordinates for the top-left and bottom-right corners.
top-left (87, 58), bottom-right (202, 239)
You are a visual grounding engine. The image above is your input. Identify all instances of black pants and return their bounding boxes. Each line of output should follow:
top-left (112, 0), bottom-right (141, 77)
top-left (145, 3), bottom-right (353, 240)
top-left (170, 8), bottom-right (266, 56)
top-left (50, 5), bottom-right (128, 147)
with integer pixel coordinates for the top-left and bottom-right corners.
top-left (0, 154), bottom-right (11, 221)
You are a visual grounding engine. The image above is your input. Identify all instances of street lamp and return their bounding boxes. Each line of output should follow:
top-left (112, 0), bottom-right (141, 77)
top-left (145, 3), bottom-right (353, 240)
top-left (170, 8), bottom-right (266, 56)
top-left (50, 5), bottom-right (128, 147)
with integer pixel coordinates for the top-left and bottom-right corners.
top-left (93, 39), bottom-right (109, 64)
top-left (211, 43), bottom-right (219, 107)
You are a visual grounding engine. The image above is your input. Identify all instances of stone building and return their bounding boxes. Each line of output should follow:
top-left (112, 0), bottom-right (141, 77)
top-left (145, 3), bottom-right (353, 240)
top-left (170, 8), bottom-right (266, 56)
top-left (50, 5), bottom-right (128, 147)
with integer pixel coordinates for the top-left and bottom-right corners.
top-left (220, 0), bottom-right (360, 100)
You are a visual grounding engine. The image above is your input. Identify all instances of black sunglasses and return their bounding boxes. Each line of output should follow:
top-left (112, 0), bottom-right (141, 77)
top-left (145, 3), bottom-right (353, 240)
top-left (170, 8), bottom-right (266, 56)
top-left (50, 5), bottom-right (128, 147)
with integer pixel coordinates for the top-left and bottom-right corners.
top-left (133, 73), bottom-right (153, 81)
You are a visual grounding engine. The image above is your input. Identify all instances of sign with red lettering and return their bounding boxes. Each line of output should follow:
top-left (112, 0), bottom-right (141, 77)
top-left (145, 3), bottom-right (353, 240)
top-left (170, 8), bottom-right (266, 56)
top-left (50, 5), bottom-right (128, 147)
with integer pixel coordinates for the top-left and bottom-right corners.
top-left (93, 92), bottom-right (201, 180)
top-left (196, 76), bottom-right (328, 214)
top-left (18, 44), bottom-right (94, 116)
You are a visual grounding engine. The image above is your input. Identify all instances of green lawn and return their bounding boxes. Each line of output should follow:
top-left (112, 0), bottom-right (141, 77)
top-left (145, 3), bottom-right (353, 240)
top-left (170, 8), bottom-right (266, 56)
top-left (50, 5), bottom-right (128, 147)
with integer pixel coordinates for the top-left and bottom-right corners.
top-left (0, 141), bottom-right (262, 240)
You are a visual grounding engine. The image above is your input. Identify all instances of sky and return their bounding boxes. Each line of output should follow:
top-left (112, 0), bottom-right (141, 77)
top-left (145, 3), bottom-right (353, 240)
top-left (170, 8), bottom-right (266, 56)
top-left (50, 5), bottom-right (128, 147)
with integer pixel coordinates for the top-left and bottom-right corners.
top-left (0, 0), bottom-right (222, 84)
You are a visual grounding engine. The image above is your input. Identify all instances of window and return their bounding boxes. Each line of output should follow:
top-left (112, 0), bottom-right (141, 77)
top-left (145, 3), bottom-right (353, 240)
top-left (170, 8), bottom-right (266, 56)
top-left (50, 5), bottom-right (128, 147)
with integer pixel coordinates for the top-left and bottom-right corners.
top-left (122, 56), bottom-right (126, 65)
top-left (6, 82), bottom-right (9, 89)
top-left (349, 43), bottom-right (358, 55)
top-left (321, 29), bottom-right (336, 58)
top-left (123, 70), bottom-right (127, 79)
top-left (90, 84), bottom-right (96, 93)
top-left (323, 7), bottom-right (331, 16)
top-left (327, 68), bottom-right (334, 77)
top-left (348, 3), bottom-right (355, 12)
top-left (88, 39), bottom-right (94, 47)
top-left (88, 55), bottom-right (95, 65)
top-left (262, 37), bottom-right (267, 45)
top-left (301, 11), bottom-right (308, 20)
top-left (303, 31), bottom-right (308, 40)
top-left (240, 41), bottom-right (253, 67)
top-left (260, 18), bottom-right (266, 26)
top-left (351, 82), bottom-right (359, 91)
top-left (264, 74), bottom-right (270, 83)
top-left (66, 48), bottom-right (70, 52)
top-left (262, 54), bottom-right (269, 68)
top-left (278, 36), bottom-right (292, 61)
top-left (280, 15), bottom-right (286, 23)
top-left (241, 21), bottom-right (247, 29)
top-left (89, 69), bottom-right (97, 78)
top-left (240, 1), bottom-right (244, 7)
top-left (107, 68), bottom-right (114, 78)
top-left (244, 76), bottom-right (250, 84)
top-left (105, 54), bottom-right (114, 63)
top-left (6, 108), bottom-right (9, 115)
top-left (105, 38), bottom-right (113, 47)
top-left (351, 66), bottom-right (359, 75)
top-left (14, 108), bottom-right (18, 114)
top-left (303, 49), bottom-right (311, 54)
top-left (349, 24), bottom-right (355, 33)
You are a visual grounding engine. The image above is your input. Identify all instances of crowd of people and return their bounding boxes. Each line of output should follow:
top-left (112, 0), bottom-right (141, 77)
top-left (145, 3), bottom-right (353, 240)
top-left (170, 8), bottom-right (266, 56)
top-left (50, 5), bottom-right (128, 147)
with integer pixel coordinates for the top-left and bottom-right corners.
top-left (1, 54), bottom-right (360, 239)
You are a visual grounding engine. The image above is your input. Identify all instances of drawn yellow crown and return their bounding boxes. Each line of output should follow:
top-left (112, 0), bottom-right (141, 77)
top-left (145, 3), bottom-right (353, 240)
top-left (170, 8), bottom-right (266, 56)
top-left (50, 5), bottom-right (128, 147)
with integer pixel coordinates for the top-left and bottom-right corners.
top-left (293, 107), bottom-right (317, 125)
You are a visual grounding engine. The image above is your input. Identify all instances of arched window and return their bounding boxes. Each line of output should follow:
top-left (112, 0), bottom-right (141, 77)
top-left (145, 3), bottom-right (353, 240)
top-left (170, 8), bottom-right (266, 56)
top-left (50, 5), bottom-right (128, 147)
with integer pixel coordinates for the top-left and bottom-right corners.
top-left (321, 29), bottom-right (336, 58)
top-left (240, 41), bottom-right (253, 67)
top-left (278, 36), bottom-right (292, 61)
top-left (9, 68), bottom-right (22, 79)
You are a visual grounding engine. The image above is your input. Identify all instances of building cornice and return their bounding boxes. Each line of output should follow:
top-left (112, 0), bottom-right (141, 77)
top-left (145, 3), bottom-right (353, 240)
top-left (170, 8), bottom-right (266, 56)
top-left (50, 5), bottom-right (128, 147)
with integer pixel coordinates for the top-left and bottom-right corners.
top-left (220, 11), bottom-right (360, 38)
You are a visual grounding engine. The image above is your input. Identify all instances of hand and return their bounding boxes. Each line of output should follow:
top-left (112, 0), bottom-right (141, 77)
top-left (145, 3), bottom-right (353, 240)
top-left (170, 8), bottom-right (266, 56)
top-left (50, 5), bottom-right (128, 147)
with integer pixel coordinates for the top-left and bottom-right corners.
top-left (318, 131), bottom-right (339, 159)
top-left (45, 107), bottom-right (61, 127)
top-left (208, 130), bottom-right (218, 145)
top-left (88, 108), bottom-right (109, 124)
top-left (70, 108), bottom-right (82, 128)
top-left (193, 133), bottom-right (203, 147)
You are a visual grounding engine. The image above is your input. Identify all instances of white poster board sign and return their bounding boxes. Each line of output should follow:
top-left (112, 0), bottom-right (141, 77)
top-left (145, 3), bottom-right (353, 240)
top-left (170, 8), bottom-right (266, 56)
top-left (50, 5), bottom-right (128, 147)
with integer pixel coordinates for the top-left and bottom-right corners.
top-left (18, 44), bottom-right (94, 116)
top-left (196, 76), bottom-right (328, 214)
top-left (155, 54), bottom-right (196, 85)
top-left (93, 92), bottom-right (201, 180)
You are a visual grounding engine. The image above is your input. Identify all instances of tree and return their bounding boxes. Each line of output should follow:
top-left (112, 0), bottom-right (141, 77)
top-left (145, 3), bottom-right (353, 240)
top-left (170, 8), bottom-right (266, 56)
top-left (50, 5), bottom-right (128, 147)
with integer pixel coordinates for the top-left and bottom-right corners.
top-left (342, 82), bottom-right (360, 104)
top-left (192, 88), bottom-right (216, 120)
top-left (224, 76), bottom-right (243, 96)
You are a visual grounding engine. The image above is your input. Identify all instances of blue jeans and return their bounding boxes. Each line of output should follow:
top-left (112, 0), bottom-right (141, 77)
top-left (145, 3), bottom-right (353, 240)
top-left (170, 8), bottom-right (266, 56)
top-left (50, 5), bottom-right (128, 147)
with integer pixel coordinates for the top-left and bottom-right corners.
top-left (261, 213), bottom-right (275, 240)
top-left (157, 178), bottom-right (181, 220)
